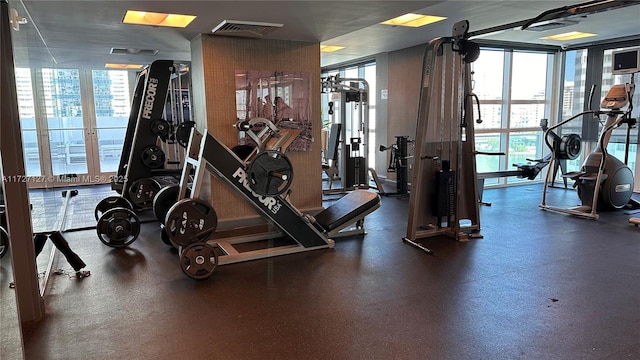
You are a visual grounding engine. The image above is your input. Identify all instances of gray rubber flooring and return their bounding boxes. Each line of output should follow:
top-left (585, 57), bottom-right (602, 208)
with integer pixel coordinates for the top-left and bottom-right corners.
top-left (2, 183), bottom-right (640, 359)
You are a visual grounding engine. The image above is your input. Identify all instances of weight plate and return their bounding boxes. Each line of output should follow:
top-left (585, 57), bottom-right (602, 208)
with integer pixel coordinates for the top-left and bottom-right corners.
top-left (160, 226), bottom-right (175, 247)
top-left (96, 207), bottom-right (141, 248)
top-left (141, 145), bottom-right (166, 169)
top-left (153, 185), bottom-right (180, 224)
top-left (179, 242), bottom-right (218, 280)
top-left (247, 150), bottom-right (293, 196)
top-left (175, 121), bottom-right (196, 148)
top-left (0, 226), bottom-right (8, 259)
top-left (127, 178), bottom-right (162, 209)
top-left (150, 119), bottom-right (171, 142)
top-left (94, 196), bottom-right (134, 221)
top-left (165, 198), bottom-right (217, 247)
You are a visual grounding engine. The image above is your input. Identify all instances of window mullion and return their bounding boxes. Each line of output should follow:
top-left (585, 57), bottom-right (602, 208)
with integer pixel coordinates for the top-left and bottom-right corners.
top-left (501, 50), bottom-right (513, 173)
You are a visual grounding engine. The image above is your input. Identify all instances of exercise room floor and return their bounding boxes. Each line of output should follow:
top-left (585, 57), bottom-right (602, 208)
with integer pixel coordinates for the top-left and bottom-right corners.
top-left (2, 183), bottom-right (640, 359)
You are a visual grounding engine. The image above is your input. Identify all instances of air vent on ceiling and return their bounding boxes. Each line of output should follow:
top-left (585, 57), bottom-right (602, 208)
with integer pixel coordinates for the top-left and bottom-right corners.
top-left (522, 19), bottom-right (579, 32)
top-left (110, 48), bottom-right (159, 56)
top-left (211, 20), bottom-right (283, 38)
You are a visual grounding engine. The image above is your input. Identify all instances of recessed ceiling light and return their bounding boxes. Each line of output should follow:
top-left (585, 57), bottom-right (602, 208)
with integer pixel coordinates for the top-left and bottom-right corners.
top-left (105, 63), bottom-right (144, 70)
top-left (540, 31), bottom-right (597, 41)
top-left (381, 13), bottom-right (447, 28)
top-left (110, 47), bottom-right (159, 56)
top-left (320, 45), bottom-right (345, 53)
top-left (122, 10), bottom-right (196, 28)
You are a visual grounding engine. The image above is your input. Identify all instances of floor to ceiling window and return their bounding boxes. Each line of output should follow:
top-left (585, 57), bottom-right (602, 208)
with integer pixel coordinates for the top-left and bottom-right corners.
top-left (473, 48), bottom-right (553, 185)
top-left (601, 47), bottom-right (638, 174)
top-left (559, 45), bottom-right (639, 189)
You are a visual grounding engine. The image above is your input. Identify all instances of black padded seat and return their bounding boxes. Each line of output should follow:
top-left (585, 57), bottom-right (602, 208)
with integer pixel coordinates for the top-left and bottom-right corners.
top-left (315, 190), bottom-right (380, 232)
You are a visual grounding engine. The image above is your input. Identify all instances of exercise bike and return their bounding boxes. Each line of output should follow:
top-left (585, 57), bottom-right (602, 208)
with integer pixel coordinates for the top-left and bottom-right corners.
top-left (540, 82), bottom-right (637, 219)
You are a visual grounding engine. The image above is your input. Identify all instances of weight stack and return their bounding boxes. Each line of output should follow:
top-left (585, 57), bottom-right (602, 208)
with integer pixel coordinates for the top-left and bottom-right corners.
top-left (396, 136), bottom-right (409, 195)
top-left (432, 161), bottom-right (456, 228)
top-left (346, 157), bottom-right (367, 188)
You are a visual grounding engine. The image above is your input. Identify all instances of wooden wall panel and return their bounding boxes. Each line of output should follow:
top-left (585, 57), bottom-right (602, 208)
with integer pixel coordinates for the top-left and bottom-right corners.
top-left (385, 44), bottom-right (424, 182)
top-left (190, 35), bottom-right (321, 220)
top-left (387, 44), bottom-right (424, 146)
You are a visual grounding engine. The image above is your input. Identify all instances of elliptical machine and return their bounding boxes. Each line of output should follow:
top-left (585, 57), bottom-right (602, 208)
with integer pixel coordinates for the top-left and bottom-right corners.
top-left (540, 80), bottom-right (636, 219)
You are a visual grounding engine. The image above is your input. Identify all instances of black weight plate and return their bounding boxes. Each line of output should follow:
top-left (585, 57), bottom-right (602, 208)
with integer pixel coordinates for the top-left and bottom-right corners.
top-left (165, 198), bottom-right (217, 247)
top-left (247, 150), bottom-right (293, 196)
top-left (127, 178), bottom-right (161, 209)
top-left (96, 207), bottom-right (141, 248)
top-left (150, 119), bottom-right (171, 142)
top-left (153, 185), bottom-right (180, 224)
top-left (160, 226), bottom-right (175, 247)
top-left (0, 226), bottom-right (8, 259)
top-left (141, 145), bottom-right (166, 169)
top-left (95, 196), bottom-right (134, 221)
top-left (175, 121), bottom-right (196, 148)
top-left (179, 242), bottom-right (218, 280)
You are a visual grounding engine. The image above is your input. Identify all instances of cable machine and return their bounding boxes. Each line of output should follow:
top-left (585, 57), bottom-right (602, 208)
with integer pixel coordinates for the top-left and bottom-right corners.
top-left (404, 20), bottom-right (483, 254)
top-left (379, 135), bottom-right (413, 196)
top-left (321, 75), bottom-right (382, 193)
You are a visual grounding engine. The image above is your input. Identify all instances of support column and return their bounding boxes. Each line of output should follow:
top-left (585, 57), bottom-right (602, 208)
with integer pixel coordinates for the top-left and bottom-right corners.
top-left (0, 0), bottom-right (44, 323)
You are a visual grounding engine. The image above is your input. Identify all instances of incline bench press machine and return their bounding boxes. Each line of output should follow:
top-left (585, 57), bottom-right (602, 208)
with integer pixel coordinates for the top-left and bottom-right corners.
top-left (161, 118), bottom-right (381, 279)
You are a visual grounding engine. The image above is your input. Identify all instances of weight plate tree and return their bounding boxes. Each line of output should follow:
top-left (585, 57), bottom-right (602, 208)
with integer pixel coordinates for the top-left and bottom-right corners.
top-left (179, 242), bottom-right (218, 280)
top-left (164, 198), bottom-right (218, 247)
top-left (247, 150), bottom-right (293, 196)
top-left (96, 207), bottom-right (141, 248)
top-left (114, 59), bottom-right (174, 194)
top-left (94, 196), bottom-right (134, 221)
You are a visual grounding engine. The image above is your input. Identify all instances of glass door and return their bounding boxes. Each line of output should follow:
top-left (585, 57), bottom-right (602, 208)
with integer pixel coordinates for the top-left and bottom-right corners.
top-left (17, 68), bottom-right (132, 188)
top-left (40, 68), bottom-right (90, 184)
top-left (14, 68), bottom-right (42, 179)
top-left (91, 70), bottom-right (131, 175)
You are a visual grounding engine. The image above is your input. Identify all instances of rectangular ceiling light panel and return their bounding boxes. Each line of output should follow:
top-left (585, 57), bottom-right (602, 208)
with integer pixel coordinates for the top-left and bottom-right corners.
top-left (110, 48), bottom-right (159, 56)
top-left (540, 31), bottom-right (598, 41)
top-left (105, 63), bottom-right (144, 69)
top-left (381, 13), bottom-right (447, 27)
top-left (320, 45), bottom-right (345, 53)
top-left (123, 10), bottom-right (196, 28)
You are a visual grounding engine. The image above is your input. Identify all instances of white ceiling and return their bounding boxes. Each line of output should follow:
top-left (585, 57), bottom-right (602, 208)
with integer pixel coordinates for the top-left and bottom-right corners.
top-left (8, 0), bottom-right (640, 70)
